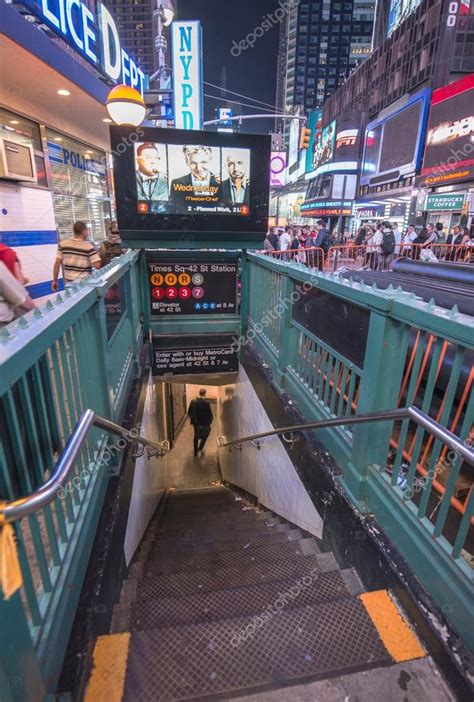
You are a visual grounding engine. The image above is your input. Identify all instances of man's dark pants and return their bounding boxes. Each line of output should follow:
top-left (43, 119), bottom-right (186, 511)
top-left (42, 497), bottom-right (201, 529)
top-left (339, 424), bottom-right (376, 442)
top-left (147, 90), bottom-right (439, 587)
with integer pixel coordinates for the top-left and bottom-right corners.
top-left (193, 425), bottom-right (211, 455)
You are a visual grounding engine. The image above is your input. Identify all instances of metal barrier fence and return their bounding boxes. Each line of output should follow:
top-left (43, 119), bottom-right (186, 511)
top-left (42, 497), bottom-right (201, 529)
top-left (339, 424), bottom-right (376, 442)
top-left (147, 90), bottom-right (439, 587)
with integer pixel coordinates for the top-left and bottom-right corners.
top-left (264, 243), bottom-right (474, 272)
top-left (0, 251), bottom-right (142, 700)
top-left (243, 250), bottom-right (474, 651)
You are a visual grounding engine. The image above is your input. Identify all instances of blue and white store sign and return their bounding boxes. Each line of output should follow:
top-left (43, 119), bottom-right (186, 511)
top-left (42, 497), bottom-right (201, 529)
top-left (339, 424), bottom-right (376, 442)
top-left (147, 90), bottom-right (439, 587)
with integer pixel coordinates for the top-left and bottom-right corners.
top-left (46, 130), bottom-right (111, 241)
top-left (21, 0), bottom-right (147, 95)
top-left (171, 21), bottom-right (203, 130)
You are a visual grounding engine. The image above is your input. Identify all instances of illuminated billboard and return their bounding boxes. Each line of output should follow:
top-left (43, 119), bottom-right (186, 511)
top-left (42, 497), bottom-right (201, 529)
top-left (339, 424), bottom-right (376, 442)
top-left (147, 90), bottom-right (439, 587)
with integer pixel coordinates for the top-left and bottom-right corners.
top-left (387, 0), bottom-right (422, 37)
top-left (172, 21), bottom-right (203, 130)
top-left (419, 74), bottom-right (474, 187)
top-left (134, 142), bottom-right (251, 215)
top-left (111, 125), bottom-right (271, 240)
top-left (305, 110), bottom-right (323, 174)
top-left (307, 120), bottom-right (336, 176)
top-left (306, 111), bottom-right (361, 179)
top-left (361, 88), bottom-right (430, 186)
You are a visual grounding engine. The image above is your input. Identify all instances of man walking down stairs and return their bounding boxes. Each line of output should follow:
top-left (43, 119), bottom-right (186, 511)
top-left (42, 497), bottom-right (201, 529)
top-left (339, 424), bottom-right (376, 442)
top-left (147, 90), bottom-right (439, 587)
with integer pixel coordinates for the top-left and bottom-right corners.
top-left (84, 486), bottom-right (454, 701)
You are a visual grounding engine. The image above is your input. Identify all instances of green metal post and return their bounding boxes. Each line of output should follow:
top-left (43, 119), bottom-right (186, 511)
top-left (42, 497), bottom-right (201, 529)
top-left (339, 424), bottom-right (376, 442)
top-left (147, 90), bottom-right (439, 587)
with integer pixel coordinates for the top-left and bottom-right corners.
top-left (0, 594), bottom-right (46, 702)
top-left (275, 274), bottom-right (294, 389)
top-left (239, 251), bottom-right (250, 343)
top-left (346, 310), bottom-right (410, 505)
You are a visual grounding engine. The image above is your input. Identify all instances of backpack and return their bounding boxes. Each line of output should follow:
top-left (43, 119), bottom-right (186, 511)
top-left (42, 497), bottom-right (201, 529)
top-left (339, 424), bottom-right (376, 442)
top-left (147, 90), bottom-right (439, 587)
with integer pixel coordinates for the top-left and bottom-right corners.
top-left (381, 230), bottom-right (395, 255)
top-left (320, 230), bottom-right (330, 253)
top-left (102, 241), bottom-right (123, 265)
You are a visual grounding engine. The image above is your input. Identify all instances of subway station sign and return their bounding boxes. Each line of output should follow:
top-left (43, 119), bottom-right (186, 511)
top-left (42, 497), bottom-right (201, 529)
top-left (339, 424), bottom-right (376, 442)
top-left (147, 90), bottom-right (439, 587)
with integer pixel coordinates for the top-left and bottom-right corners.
top-left (147, 259), bottom-right (238, 317)
top-left (171, 21), bottom-right (203, 130)
top-left (22, 0), bottom-right (147, 94)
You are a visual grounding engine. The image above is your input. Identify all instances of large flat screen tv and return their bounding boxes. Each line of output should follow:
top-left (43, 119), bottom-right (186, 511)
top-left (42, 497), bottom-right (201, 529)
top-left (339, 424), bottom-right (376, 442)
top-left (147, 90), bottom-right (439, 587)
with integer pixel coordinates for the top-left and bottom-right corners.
top-left (110, 126), bottom-right (271, 244)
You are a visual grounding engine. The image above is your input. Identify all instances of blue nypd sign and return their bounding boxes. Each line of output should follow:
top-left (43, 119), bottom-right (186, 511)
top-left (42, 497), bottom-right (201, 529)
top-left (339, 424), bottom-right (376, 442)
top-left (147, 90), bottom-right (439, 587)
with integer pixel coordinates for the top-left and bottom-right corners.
top-left (171, 21), bottom-right (203, 130)
top-left (21, 0), bottom-right (147, 95)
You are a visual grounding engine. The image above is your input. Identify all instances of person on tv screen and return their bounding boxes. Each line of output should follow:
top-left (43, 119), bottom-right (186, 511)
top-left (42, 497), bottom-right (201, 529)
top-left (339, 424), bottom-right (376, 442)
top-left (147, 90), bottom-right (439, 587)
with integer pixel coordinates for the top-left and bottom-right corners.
top-left (135, 143), bottom-right (169, 202)
top-left (221, 152), bottom-right (250, 206)
top-left (169, 146), bottom-right (221, 210)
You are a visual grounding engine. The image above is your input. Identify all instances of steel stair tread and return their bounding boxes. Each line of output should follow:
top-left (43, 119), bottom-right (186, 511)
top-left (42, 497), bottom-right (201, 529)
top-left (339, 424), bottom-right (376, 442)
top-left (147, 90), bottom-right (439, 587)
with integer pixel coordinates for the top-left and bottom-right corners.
top-left (162, 504), bottom-right (252, 520)
top-left (139, 538), bottom-right (317, 575)
top-left (166, 489), bottom-right (232, 502)
top-left (122, 598), bottom-right (389, 701)
top-left (152, 517), bottom-right (282, 542)
top-left (156, 511), bottom-right (271, 532)
top-left (123, 569), bottom-right (353, 632)
top-left (134, 553), bottom-right (338, 600)
top-left (142, 528), bottom-right (302, 557)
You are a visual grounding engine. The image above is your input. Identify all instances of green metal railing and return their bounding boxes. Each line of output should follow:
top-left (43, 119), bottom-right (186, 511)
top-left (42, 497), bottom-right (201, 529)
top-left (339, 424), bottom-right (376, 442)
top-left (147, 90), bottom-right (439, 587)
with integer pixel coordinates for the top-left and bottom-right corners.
top-left (0, 252), bottom-right (143, 701)
top-left (1, 245), bottom-right (473, 701)
top-left (242, 251), bottom-right (474, 651)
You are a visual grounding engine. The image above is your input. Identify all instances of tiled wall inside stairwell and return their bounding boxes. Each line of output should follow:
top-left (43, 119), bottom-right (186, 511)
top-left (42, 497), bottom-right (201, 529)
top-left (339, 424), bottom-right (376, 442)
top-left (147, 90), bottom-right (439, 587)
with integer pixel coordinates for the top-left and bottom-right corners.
top-left (217, 367), bottom-right (323, 539)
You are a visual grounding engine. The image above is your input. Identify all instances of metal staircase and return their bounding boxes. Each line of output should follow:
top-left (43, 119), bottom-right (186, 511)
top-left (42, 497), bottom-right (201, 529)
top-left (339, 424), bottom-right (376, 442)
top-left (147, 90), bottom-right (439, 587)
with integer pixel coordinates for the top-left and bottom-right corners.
top-left (84, 485), bottom-right (440, 701)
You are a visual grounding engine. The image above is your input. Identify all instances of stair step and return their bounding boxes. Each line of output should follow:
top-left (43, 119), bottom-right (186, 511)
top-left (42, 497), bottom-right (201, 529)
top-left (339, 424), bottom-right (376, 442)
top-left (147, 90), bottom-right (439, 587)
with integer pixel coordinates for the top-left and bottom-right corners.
top-left (167, 487), bottom-right (230, 502)
top-left (144, 528), bottom-right (302, 558)
top-left (163, 502), bottom-right (250, 519)
top-left (167, 493), bottom-right (241, 512)
top-left (119, 569), bottom-right (353, 632)
top-left (140, 538), bottom-right (318, 575)
top-left (156, 510), bottom-right (270, 532)
top-left (122, 598), bottom-right (389, 701)
top-left (134, 553), bottom-right (338, 600)
top-left (153, 516), bottom-right (282, 542)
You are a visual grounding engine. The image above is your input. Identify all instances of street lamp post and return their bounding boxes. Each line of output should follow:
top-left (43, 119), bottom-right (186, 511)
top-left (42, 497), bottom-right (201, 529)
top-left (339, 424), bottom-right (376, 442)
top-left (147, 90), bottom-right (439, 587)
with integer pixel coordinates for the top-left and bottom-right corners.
top-left (145, 0), bottom-right (175, 126)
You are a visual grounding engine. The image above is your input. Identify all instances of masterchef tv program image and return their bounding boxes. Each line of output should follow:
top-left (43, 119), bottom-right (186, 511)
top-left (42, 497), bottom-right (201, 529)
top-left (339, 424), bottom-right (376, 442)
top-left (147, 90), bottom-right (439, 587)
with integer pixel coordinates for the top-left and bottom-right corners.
top-left (135, 142), bottom-right (251, 215)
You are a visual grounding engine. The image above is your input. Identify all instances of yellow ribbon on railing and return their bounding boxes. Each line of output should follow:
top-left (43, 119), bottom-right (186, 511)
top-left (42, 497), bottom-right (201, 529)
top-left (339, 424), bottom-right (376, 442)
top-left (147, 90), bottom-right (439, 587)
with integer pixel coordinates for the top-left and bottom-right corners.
top-left (0, 506), bottom-right (22, 600)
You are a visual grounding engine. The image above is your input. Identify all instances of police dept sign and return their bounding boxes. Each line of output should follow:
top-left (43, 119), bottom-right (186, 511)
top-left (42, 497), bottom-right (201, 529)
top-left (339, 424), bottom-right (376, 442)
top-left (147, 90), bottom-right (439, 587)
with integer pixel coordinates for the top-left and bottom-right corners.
top-left (171, 21), bottom-right (203, 130)
top-left (23, 0), bottom-right (146, 94)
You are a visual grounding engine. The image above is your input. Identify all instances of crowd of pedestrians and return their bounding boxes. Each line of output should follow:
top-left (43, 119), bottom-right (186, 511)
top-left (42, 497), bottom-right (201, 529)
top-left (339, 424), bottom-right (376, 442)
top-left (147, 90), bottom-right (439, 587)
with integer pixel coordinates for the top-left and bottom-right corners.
top-left (0, 220), bottom-right (124, 328)
top-left (264, 220), bottom-right (474, 270)
top-left (264, 221), bottom-right (331, 270)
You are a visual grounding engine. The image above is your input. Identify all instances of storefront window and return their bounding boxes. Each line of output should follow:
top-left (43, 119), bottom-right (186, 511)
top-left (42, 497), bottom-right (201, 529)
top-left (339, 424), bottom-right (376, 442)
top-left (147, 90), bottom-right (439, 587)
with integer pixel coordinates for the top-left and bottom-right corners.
top-left (46, 129), bottom-right (111, 241)
top-left (0, 108), bottom-right (48, 187)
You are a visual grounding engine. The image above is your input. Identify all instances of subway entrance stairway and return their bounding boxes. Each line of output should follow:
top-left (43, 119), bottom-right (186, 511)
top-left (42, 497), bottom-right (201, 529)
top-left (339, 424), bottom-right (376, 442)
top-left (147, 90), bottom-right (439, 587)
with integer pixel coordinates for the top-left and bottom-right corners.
top-left (1, 251), bottom-right (473, 700)
top-left (83, 484), bottom-right (450, 701)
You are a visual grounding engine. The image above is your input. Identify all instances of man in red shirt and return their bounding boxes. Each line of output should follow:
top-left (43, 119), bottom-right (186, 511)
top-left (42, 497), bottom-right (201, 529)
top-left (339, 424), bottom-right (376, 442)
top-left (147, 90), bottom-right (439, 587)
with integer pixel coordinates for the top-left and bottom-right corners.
top-left (0, 243), bottom-right (28, 284)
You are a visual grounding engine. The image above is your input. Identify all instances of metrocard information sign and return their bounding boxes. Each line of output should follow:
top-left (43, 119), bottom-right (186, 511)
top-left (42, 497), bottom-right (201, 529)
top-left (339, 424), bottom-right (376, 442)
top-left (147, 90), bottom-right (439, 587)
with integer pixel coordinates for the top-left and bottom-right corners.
top-left (21, 0), bottom-right (147, 94)
top-left (171, 21), bottom-right (203, 130)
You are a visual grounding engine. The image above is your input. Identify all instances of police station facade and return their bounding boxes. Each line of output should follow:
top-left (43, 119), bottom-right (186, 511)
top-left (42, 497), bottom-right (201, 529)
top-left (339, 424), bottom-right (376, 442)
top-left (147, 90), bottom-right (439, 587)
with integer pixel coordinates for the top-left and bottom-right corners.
top-left (0, 0), bottom-right (146, 300)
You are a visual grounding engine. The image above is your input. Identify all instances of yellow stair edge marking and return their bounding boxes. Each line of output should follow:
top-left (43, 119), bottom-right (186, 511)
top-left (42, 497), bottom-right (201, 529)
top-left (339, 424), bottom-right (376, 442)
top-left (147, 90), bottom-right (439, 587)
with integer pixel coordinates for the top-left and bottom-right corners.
top-left (360, 590), bottom-right (425, 663)
top-left (84, 632), bottom-right (130, 702)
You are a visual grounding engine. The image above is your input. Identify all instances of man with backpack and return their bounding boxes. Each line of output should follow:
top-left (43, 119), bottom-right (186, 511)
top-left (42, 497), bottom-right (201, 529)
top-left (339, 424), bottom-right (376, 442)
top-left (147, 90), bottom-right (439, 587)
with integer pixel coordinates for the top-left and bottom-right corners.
top-left (379, 222), bottom-right (396, 270)
top-left (265, 228), bottom-right (280, 253)
top-left (314, 220), bottom-right (330, 270)
top-left (187, 388), bottom-right (213, 457)
top-left (99, 221), bottom-right (124, 266)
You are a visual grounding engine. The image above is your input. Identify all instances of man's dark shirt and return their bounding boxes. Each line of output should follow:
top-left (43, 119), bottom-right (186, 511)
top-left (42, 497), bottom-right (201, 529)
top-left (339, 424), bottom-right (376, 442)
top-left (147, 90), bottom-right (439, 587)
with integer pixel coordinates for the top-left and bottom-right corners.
top-left (188, 398), bottom-right (213, 427)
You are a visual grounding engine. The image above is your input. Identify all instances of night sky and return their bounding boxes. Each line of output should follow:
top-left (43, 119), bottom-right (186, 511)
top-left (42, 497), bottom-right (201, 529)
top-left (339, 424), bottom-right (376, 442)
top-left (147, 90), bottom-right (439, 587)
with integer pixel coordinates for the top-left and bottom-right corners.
top-left (177, 0), bottom-right (280, 133)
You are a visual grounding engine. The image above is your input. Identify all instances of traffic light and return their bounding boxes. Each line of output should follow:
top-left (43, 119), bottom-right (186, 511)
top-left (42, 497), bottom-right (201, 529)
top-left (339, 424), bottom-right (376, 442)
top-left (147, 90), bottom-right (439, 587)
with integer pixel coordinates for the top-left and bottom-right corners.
top-left (299, 126), bottom-right (311, 150)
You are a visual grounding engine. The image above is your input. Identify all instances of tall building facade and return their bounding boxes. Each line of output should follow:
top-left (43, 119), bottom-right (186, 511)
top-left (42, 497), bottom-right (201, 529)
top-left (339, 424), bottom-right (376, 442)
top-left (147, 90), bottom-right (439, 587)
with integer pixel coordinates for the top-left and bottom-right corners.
top-left (107, 0), bottom-right (156, 77)
top-left (276, 0), bottom-right (375, 133)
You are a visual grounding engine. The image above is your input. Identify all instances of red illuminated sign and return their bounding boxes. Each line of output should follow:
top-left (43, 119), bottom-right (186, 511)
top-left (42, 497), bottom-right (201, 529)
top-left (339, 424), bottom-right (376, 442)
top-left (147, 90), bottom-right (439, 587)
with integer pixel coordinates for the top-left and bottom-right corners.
top-left (421, 74), bottom-right (474, 184)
